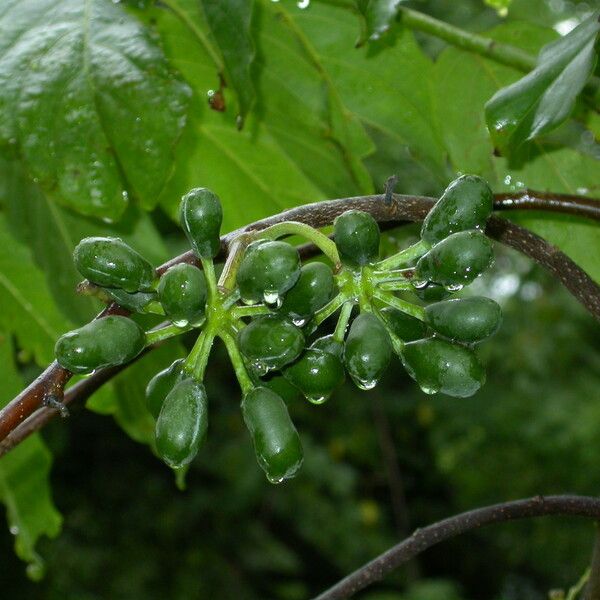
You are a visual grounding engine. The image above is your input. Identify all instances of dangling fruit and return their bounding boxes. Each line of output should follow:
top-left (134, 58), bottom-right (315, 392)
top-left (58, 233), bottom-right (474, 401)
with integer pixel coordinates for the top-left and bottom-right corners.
top-left (158, 263), bottom-right (207, 327)
top-left (380, 307), bottom-right (428, 342)
top-left (74, 237), bottom-right (154, 292)
top-left (425, 297), bottom-right (502, 343)
top-left (241, 386), bottom-right (303, 483)
top-left (236, 240), bottom-right (301, 304)
top-left (415, 230), bottom-right (494, 287)
top-left (334, 210), bottom-right (380, 267)
top-left (179, 188), bottom-right (223, 259)
top-left (55, 316), bottom-right (145, 374)
top-left (343, 312), bottom-right (392, 389)
top-left (238, 315), bottom-right (305, 373)
top-left (400, 337), bottom-right (485, 397)
top-left (279, 262), bottom-right (335, 324)
top-left (145, 358), bottom-right (186, 419)
top-left (421, 174), bottom-right (494, 244)
top-left (155, 377), bottom-right (208, 468)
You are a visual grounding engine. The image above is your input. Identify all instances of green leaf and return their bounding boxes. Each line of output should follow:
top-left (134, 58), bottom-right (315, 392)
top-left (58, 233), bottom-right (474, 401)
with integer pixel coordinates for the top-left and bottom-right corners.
top-left (0, 215), bottom-right (71, 364)
top-left (0, 0), bottom-right (191, 220)
top-left (0, 332), bottom-right (62, 579)
top-left (199, 0), bottom-right (256, 125)
top-left (354, 0), bottom-right (404, 45)
top-left (0, 159), bottom-right (171, 325)
top-left (434, 21), bottom-right (600, 283)
top-left (485, 12), bottom-right (600, 153)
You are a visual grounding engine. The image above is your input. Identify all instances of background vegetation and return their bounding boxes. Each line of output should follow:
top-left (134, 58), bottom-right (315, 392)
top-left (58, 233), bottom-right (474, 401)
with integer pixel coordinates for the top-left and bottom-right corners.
top-left (0, 0), bottom-right (598, 598)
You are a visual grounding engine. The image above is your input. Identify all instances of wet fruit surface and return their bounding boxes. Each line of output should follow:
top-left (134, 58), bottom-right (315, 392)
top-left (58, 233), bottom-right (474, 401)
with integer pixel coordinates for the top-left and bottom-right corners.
top-left (179, 187), bottom-right (223, 259)
top-left (334, 210), bottom-right (380, 267)
top-left (158, 263), bottom-right (207, 327)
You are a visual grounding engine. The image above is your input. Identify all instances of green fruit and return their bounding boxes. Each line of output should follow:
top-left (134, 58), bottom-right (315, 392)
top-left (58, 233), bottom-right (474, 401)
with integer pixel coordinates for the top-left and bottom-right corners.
top-left (263, 375), bottom-right (302, 404)
top-left (104, 288), bottom-right (158, 313)
top-left (145, 359), bottom-right (186, 419)
top-left (425, 297), bottom-right (502, 343)
top-left (155, 377), bottom-right (208, 468)
top-left (283, 349), bottom-right (345, 404)
top-left (413, 283), bottom-right (452, 303)
top-left (238, 316), bottom-right (305, 373)
top-left (343, 313), bottom-right (392, 389)
top-left (380, 307), bottom-right (427, 342)
top-left (180, 188), bottom-right (223, 259)
top-left (334, 210), bottom-right (380, 267)
top-left (421, 175), bottom-right (493, 244)
top-left (158, 263), bottom-right (207, 327)
top-left (400, 337), bottom-right (485, 397)
top-left (236, 240), bottom-right (301, 304)
top-left (55, 316), bottom-right (145, 374)
top-left (415, 230), bottom-right (494, 287)
top-left (241, 386), bottom-right (303, 483)
top-left (279, 262), bottom-right (335, 324)
top-left (310, 334), bottom-right (344, 358)
top-left (74, 237), bottom-right (154, 292)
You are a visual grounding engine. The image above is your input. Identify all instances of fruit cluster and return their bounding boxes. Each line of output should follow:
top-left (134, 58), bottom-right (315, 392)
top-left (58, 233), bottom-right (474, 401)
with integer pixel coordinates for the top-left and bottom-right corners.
top-left (55, 175), bottom-right (501, 483)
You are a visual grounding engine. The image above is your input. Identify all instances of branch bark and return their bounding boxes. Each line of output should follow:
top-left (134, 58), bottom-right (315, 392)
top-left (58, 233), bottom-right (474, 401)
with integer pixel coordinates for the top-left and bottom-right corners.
top-left (0, 190), bottom-right (598, 456)
top-left (313, 495), bottom-right (600, 600)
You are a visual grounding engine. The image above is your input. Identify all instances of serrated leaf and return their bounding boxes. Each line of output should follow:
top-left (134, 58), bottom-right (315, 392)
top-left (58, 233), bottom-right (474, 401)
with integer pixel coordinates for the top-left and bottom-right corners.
top-left (0, 332), bottom-right (62, 579)
top-left (0, 159), bottom-right (171, 325)
top-left (485, 12), bottom-right (600, 153)
top-left (199, 0), bottom-right (256, 125)
top-left (0, 215), bottom-right (71, 364)
top-left (434, 21), bottom-right (600, 283)
top-left (354, 0), bottom-right (404, 45)
top-left (0, 0), bottom-right (191, 220)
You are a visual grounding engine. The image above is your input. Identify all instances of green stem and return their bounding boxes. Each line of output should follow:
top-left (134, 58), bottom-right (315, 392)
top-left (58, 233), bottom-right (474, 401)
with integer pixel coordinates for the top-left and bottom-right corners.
top-left (218, 236), bottom-right (251, 292)
top-left (398, 6), bottom-right (536, 72)
top-left (145, 322), bottom-right (193, 346)
top-left (231, 304), bottom-right (274, 319)
top-left (220, 331), bottom-right (254, 395)
top-left (255, 221), bottom-right (340, 266)
top-left (377, 281), bottom-right (415, 292)
top-left (333, 301), bottom-right (354, 343)
top-left (373, 290), bottom-right (426, 321)
top-left (201, 258), bottom-right (218, 301)
top-left (183, 330), bottom-right (215, 381)
top-left (312, 292), bottom-right (346, 327)
top-left (376, 239), bottom-right (430, 271)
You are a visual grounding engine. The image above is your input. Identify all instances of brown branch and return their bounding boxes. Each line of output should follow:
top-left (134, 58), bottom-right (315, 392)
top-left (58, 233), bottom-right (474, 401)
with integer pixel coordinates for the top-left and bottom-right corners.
top-left (312, 495), bottom-right (600, 600)
top-left (0, 191), bottom-right (598, 455)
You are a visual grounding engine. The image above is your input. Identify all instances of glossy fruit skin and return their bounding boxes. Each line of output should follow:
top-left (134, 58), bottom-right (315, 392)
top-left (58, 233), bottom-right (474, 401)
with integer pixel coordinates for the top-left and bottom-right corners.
top-left (155, 377), bottom-right (208, 468)
top-left (74, 237), bottom-right (154, 292)
top-left (145, 358), bottom-right (186, 419)
top-left (380, 307), bottom-right (427, 342)
top-left (179, 188), bottom-right (223, 259)
top-left (236, 240), bottom-right (301, 304)
top-left (400, 337), bottom-right (485, 398)
top-left (238, 315), bottom-right (305, 372)
top-left (413, 283), bottom-right (452, 303)
top-left (55, 316), bottom-right (145, 374)
top-left (104, 288), bottom-right (157, 313)
top-left (158, 263), bottom-right (207, 327)
top-left (279, 262), bottom-right (335, 324)
top-left (334, 210), bottom-right (380, 267)
top-left (421, 175), bottom-right (493, 244)
top-left (283, 349), bottom-right (345, 401)
top-left (344, 313), bottom-right (392, 388)
top-left (310, 334), bottom-right (344, 358)
top-left (415, 230), bottom-right (493, 287)
top-left (425, 297), bottom-right (502, 343)
top-left (241, 386), bottom-right (303, 483)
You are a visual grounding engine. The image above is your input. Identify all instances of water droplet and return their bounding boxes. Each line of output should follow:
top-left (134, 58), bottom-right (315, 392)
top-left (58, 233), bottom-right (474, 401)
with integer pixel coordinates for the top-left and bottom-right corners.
top-left (10, 525), bottom-right (19, 535)
top-left (307, 394), bottom-right (328, 405)
top-left (353, 377), bottom-right (378, 390)
top-left (241, 297), bottom-right (257, 306)
top-left (267, 474), bottom-right (284, 484)
top-left (297, 0), bottom-right (310, 8)
top-left (419, 384), bottom-right (439, 395)
top-left (172, 318), bottom-right (189, 328)
top-left (445, 283), bottom-right (463, 292)
top-left (251, 361), bottom-right (270, 376)
top-left (292, 316), bottom-right (307, 327)
top-left (412, 280), bottom-right (429, 289)
top-left (263, 291), bottom-right (281, 307)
